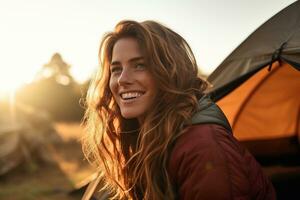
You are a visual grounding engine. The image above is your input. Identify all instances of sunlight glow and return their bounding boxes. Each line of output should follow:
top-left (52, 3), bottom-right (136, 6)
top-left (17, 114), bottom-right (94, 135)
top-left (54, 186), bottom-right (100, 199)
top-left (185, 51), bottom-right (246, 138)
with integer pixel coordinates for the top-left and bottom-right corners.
top-left (8, 90), bottom-right (17, 123)
top-left (0, 0), bottom-right (296, 91)
top-left (0, 88), bottom-right (17, 124)
top-left (0, 66), bottom-right (31, 95)
top-left (0, 76), bottom-right (24, 95)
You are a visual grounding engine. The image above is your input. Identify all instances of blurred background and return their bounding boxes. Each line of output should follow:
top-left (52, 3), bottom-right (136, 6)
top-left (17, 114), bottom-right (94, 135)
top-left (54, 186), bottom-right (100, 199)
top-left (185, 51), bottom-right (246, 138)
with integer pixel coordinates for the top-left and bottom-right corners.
top-left (0, 0), bottom-right (297, 199)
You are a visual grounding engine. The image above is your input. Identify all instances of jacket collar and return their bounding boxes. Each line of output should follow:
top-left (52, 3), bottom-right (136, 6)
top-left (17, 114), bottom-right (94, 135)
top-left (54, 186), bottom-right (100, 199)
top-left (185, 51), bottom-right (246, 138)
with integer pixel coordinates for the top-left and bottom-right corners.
top-left (190, 95), bottom-right (232, 133)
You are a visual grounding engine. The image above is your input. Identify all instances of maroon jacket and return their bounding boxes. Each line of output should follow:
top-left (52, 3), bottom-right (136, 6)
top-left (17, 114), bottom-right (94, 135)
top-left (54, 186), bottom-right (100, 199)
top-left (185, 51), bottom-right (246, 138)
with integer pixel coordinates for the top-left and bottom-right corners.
top-left (168, 124), bottom-right (276, 199)
top-left (168, 96), bottom-right (276, 200)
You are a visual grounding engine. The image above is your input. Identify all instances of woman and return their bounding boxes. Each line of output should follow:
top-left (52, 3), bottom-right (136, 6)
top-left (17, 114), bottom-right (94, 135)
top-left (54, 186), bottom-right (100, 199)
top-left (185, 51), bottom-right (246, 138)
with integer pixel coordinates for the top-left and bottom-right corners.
top-left (82, 20), bottom-right (276, 200)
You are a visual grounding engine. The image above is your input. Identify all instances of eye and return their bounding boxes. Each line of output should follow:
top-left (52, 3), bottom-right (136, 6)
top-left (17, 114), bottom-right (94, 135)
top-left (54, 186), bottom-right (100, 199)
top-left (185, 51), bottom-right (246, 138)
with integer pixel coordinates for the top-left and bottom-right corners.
top-left (110, 65), bottom-right (122, 74)
top-left (135, 63), bottom-right (146, 70)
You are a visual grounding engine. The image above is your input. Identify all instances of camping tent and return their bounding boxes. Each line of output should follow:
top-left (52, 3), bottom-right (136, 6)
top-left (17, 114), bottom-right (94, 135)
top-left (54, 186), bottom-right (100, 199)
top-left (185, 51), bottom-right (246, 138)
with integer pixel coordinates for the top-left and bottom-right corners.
top-left (207, 1), bottom-right (300, 159)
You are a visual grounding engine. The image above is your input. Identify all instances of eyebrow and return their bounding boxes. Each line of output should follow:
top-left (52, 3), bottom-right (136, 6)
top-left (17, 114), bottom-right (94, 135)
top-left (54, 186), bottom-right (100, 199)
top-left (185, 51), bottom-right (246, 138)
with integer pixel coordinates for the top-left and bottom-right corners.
top-left (110, 56), bottom-right (144, 66)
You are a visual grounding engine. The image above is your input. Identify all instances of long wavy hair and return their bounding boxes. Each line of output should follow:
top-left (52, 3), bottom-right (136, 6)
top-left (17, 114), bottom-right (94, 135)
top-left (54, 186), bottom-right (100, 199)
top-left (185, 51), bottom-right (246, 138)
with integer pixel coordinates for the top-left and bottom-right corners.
top-left (82, 20), bottom-right (208, 200)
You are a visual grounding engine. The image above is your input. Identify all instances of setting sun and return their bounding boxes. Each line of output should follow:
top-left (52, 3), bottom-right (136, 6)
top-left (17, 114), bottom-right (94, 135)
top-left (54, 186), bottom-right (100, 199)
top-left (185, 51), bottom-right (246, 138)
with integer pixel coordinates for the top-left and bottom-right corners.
top-left (0, 60), bottom-right (36, 95)
top-left (0, 73), bottom-right (26, 94)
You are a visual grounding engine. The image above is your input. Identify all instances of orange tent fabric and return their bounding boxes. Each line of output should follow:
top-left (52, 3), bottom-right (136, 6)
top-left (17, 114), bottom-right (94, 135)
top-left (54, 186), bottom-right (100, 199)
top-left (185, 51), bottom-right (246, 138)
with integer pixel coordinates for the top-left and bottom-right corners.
top-left (217, 61), bottom-right (300, 141)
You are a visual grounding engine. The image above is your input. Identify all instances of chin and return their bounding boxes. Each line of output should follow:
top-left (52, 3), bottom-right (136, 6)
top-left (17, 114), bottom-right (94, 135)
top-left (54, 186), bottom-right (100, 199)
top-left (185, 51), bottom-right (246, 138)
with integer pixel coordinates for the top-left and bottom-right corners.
top-left (121, 111), bottom-right (140, 119)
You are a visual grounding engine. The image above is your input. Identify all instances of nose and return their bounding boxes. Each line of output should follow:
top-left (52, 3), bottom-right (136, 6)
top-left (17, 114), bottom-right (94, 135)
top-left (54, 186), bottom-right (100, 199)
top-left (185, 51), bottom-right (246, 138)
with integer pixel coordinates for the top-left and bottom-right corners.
top-left (118, 68), bottom-right (133, 86)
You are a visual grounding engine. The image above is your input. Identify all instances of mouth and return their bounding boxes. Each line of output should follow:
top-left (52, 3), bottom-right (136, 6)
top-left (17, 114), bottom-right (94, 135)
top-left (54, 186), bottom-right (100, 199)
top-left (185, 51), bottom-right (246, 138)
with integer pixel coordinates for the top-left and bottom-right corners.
top-left (120, 91), bottom-right (145, 100)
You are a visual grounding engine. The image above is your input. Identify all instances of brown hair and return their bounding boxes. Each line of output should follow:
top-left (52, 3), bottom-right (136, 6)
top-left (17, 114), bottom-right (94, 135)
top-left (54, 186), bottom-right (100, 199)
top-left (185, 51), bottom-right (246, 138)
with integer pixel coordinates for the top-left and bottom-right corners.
top-left (82, 20), bottom-right (208, 199)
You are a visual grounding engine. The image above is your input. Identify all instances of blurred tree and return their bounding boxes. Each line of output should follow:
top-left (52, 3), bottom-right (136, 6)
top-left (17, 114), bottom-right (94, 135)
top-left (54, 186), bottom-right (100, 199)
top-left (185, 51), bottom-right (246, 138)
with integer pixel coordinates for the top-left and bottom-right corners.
top-left (16, 53), bottom-right (86, 122)
top-left (36, 53), bottom-right (73, 85)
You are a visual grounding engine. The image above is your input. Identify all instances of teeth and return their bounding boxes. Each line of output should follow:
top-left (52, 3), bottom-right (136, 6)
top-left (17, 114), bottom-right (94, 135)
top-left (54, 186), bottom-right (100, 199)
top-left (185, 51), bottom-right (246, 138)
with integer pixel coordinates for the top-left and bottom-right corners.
top-left (121, 92), bottom-right (143, 99)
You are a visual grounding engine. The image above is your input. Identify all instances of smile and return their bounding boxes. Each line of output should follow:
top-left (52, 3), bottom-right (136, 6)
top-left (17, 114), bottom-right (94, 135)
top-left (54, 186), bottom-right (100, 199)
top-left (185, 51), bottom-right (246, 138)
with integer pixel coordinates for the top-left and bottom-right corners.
top-left (120, 91), bottom-right (145, 100)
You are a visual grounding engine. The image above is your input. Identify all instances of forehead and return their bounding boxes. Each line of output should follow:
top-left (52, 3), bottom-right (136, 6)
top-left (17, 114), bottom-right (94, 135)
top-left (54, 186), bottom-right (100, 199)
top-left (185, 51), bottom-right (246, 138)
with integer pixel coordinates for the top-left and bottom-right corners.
top-left (111, 37), bottom-right (143, 62)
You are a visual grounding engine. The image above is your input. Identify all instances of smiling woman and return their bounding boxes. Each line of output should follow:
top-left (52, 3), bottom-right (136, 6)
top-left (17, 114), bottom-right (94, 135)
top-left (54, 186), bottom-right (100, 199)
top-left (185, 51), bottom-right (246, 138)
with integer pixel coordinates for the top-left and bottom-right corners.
top-left (81, 20), bottom-right (275, 200)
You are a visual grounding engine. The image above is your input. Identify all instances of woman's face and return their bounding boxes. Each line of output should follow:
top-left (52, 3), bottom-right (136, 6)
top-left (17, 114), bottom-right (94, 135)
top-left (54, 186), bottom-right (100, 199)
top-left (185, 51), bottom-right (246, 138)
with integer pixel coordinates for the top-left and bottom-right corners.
top-left (109, 37), bottom-right (158, 122)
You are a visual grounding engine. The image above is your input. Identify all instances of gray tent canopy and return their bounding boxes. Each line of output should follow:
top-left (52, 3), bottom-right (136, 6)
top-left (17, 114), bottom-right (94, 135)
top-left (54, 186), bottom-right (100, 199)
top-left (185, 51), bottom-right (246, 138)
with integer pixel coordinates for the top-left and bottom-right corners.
top-left (207, 1), bottom-right (300, 158)
top-left (208, 0), bottom-right (300, 101)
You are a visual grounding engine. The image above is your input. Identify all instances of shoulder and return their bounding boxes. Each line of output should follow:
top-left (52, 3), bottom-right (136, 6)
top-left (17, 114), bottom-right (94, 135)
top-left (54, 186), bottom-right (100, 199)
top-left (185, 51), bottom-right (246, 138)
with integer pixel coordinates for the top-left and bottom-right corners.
top-left (168, 124), bottom-right (247, 199)
top-left (169, 123), bottom-right (250, 174)
top-left (168, 123), bottom-right (246, 180)
top-left (168, 124), bottom-right (276, 199)
top-left (170, 124), bottom-right (242, 161)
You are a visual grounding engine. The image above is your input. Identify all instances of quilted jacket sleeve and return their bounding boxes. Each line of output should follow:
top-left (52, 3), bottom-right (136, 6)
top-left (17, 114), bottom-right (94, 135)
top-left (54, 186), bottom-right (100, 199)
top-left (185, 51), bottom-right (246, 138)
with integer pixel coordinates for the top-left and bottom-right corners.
top-left (168, 124), bottom-right (276, 200)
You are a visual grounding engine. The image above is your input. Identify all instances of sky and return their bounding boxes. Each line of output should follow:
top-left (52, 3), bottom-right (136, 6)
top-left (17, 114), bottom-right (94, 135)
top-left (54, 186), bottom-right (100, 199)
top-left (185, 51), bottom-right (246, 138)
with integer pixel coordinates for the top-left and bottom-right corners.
top-left (0, 0), bottom-right (297, 92)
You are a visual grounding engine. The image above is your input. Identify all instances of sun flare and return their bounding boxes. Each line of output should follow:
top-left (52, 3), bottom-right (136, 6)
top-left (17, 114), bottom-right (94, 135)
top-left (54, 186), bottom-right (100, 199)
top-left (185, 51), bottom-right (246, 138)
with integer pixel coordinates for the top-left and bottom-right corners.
top-left (0, 74), bottom-right (27, 96)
